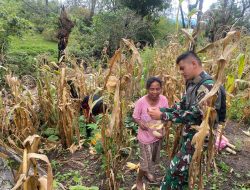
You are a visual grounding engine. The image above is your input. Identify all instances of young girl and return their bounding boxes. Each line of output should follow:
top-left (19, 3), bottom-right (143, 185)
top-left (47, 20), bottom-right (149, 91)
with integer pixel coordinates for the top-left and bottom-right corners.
top-left (215, 130), bottom-right (236, 154)
top-left (133, 77), bottom-right (169, 189)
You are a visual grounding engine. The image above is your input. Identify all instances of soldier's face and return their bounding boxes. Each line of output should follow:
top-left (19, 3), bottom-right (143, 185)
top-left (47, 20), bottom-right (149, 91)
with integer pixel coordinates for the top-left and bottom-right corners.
top-left (178, 58), bottom-right (197, 81)
top-left (147, 81), bottom-right (162, 100)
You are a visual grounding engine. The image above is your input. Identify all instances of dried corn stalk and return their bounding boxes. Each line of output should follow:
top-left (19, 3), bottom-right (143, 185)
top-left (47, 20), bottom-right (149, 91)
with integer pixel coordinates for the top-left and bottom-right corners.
top-left (57, 68), bottom-right (74, 148)
top-left (101, 39), bottom-right (142, 189)
top-left (188, 31), bottom-right (241, 189)
top-left (1, 74), bottom-right (39, 141)
top-left (0, 135), bottom-right (53, 190)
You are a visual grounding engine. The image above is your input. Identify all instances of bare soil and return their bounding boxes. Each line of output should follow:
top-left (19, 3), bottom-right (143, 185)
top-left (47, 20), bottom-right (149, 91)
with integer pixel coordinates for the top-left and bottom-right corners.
top-left (213, 121), bottom-right (250, 190)
top-left (50, 121), bottom-right (250, 190)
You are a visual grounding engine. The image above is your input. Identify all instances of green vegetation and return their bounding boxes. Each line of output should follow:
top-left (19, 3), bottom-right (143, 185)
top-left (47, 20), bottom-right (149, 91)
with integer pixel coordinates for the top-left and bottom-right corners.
top-left (228, 97), bottom-right (250, 124)
top-left (0, 0), bottom-right (250, 189)
top-left (9, 33), bottom-right (57, 58)
top-left (0, 32), bottom-right (57, 83)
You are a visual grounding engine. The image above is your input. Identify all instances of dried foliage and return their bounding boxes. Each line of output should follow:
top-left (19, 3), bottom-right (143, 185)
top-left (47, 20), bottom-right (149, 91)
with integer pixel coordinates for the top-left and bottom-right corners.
top-left (0, 19), bottom-right (249, 190)
top-left (100, 39), bottom-right (143, 189)
top-left (0, 74), bottom-right (39, 140)
top-left (187, 31), bottom-right (241, 189)
top-left (57, 68), bottom-right (74, 147)
top-left (151, 42), bottom-right (184, 95)
top-left (0, 135), bottom-right (53, 190)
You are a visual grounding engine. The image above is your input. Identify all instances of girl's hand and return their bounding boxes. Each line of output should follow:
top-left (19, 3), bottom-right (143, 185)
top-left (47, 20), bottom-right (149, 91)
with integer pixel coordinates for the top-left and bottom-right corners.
top-left (134, 119), bottom-right (148, 131)
top-left (148, 107), bottom-right (162, 120)
top-left (139, 123), bottom-right (148, 131)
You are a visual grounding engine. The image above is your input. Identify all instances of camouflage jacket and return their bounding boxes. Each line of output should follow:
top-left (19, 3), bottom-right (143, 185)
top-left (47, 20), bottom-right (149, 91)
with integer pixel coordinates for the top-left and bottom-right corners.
top-left (160, 71), bottom-right (220, 126)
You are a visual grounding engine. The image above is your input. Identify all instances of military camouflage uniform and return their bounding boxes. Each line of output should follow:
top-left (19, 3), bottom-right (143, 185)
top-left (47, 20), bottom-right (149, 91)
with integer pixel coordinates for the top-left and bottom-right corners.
top-left (160, 71), bottom-right (219, 190)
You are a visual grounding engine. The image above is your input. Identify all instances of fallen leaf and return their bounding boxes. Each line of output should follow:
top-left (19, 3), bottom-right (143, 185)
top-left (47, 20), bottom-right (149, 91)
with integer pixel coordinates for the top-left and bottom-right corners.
top-left (126, 162), bottom-right (140, 171)
top-left (89, 146), bottom-right (97, 155)
top-left (242, 130), bottom-right (250, 137)
top-left (68, 143), bottom-right (78, 154)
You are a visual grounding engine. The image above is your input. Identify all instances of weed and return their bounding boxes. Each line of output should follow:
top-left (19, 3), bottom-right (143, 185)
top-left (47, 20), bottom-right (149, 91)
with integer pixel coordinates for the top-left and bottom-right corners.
top-left (124, 115), bottom-right (138, 133)
top-left (246, 171), bottom-right (250, 178)
top-left (235, 172), bottom-right (242, 178)
top-left (51, 160), bottom-right (62, 170)
top-left (235, 139), bottom-right (242, 150)
top-left (206, 171), bottom-right (228, 189)
top-left (55, 170), bottom-right (82, 186)
top-left (218, 161), bottom-right (230, 173)
top-left (228, 98), bottom-right (250, 124)
top-left (69, 185), bottom-right (99, 190)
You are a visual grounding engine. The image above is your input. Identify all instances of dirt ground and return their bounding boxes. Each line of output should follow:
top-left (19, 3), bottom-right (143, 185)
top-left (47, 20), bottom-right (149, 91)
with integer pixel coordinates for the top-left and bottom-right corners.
top-left (214, 121), bottom-right (250, 190)
top-left (50, 121), bottom-right (250, 190)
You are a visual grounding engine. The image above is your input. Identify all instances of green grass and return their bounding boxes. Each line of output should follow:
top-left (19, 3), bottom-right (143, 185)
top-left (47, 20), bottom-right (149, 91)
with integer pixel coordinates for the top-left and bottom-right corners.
top-left (1, 32), bottom-right (58, 78)
top-left (9, 32), bottom-right (57, 59)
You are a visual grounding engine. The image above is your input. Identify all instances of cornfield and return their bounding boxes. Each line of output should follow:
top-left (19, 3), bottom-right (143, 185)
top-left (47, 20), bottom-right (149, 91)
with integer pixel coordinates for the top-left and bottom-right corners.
top-left (0, 24), bottom-right (250, 189)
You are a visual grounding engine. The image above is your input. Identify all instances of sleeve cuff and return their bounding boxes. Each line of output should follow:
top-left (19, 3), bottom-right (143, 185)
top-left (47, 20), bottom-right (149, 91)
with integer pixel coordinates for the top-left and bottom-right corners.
top-left (161, 112), bottom-right (173, 121)
top-left (160, 107), bottom-right (167, 112)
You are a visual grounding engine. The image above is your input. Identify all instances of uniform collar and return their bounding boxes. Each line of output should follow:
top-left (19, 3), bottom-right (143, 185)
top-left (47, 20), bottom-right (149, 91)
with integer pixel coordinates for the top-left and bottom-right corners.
top-left (187, 71), bottom-right (206, 85)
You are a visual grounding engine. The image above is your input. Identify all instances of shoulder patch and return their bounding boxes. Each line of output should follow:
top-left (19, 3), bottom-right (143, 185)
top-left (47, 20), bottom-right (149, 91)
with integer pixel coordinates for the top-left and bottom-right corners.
top-left (196, 91), bottom-right (206, 102)
top-left (197, 84), bottom-right (210, 94)
top-left (196, 84), bottom-right (210, 103)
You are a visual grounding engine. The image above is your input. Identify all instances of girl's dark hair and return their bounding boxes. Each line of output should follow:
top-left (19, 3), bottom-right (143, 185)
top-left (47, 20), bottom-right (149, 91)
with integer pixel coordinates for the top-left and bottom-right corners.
top-left (146, 77), bottom-right (162, 89)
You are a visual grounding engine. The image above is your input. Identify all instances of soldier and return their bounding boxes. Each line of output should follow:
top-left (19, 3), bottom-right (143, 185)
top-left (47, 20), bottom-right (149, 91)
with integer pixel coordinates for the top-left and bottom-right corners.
top-left (148, 51), bottom-right (221, 189)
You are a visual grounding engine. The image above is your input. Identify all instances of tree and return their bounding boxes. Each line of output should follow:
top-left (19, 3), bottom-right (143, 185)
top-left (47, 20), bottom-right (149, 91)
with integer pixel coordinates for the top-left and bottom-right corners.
top-left (93, 9), bottom-right (147, 52)
top-left (45, 0), bottom-right (49, 15)
top-left (67, 8), bottom-right (147, 60)
top-left (89, 0), bottom-right (97, 19)
top-left (95, 0), bottom-right (122, 11)
top-left (191, 0), bottom-right (204, 51)
top-left (120, 0), bottom-right (172, 18)
top-left (20, 0), bottom-right (60, 33)
top-left (65, 0), bottom-right (83, 6)
top-left (205, 0), bottom-right (250, 40)
top-left (57, 6), bottom-right (74, 61)
top-left (0, 0), bottom-right (30, 64)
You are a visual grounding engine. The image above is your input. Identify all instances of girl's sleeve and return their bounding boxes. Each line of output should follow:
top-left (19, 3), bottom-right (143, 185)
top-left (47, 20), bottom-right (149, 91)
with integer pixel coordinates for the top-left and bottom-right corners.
top-left (162, 96), bottom-right (169, 108)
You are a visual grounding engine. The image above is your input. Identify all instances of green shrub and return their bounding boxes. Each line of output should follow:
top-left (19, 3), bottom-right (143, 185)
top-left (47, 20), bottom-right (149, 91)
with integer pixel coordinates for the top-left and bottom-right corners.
top-left (2, 32), bottom-right (57, 79)
top-left (151, 17), bottom-right (176, 43)
top-left (124, 115), bottom-right (138, 133)
top-left (228, 97), bottom-right (250, 124)
top-left (68, 8), bottom-right (148, 61)
top-left (6, 52), bottom-right (38, 76)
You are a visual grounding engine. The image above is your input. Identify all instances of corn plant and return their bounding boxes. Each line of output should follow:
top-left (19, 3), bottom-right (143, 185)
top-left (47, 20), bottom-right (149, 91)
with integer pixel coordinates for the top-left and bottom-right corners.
top-left (98, 39), bottom-right (143, 189)
top-left (188, 31), bottom-right (241, 189)
top-left (0, 135), bottom-right (53, 190)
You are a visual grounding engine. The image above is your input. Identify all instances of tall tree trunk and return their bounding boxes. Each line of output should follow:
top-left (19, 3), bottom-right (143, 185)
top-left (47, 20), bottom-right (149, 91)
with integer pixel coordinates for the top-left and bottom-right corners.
top-left (190, 0), bottom-right (204, 51)
top-left (180, 4), bottom-right (186, 28)
top-left (196, 0), bottom-right (204, 33)
top-left (89, 0), bottom-right (97, 20)
top-left (45, 0), bottom-right (49, 16)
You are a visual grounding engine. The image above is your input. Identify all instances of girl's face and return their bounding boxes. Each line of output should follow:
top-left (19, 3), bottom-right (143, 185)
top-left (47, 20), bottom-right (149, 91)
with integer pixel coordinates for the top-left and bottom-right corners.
top-left (147, 81), bottom-right (162, 101)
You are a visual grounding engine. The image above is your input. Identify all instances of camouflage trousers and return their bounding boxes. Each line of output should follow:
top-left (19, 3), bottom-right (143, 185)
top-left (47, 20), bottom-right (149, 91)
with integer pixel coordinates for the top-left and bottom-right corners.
top-left (161, 127), bottom-right (196, 190)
